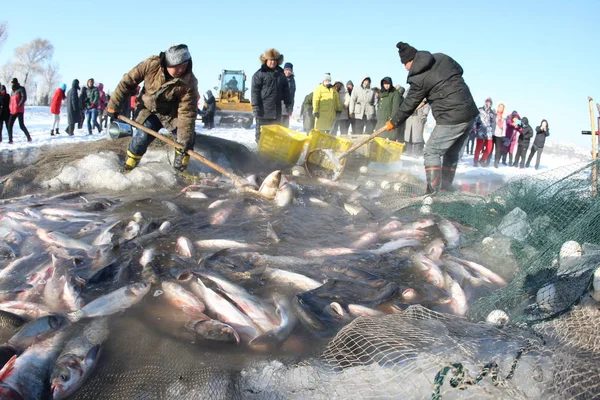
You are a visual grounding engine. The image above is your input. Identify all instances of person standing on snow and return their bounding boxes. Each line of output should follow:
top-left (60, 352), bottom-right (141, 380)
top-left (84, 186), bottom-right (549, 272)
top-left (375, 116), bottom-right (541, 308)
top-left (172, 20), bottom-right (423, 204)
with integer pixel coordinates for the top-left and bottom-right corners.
top-left (331, 79), bottom-right (350, 136)
top-left (501, 111), bottom-right (522, 166)
top-left (50, 83), bottom-right (67, 136)
top-left (346, 80), bottom-right (355, 133)
top-left (312, 74), bottom-right (341, 133)
top-left (66, 79), bottom-right (81, 135)
top-left (491, 102), bottom-right (506, 167)
top-left (349, 76), bottom-right (376, 134)
top-left (280, 62), bottom-right (296, 128)
top-left (251, 48), bottom-right (291, 142)
top-left (106, 44), bottom-right (199, 174)
top-left (376, 77), bottom-right (402, 141)
top-left (0, 85), bottom-right (11, 142)
top-left (513, 117), bottom-right (532, 168)
top-left (404, 99), bottom-right (429, 156)
top-left (301, 92), bottom-right (314, 133)
top-left (383, 42), bottom-right (478, 193)
top-left (97, 83), bottom-right (108, 129)
top-left (526, 119), bottom-right (549, 169)
top-left (202, 90), bottom-right (216, 129)
top-left (84, 79), bottom-right (102, 135)
top-left (472, 98), bottom-right (495, 167)
top-left (8, 78), bottom-right (32, 143)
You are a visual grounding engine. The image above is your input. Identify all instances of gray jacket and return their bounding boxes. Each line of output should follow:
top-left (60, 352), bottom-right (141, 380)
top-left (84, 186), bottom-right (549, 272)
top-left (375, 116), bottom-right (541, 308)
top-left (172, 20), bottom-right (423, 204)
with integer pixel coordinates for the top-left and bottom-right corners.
top-left (349, 77), bottom-right (376, 120)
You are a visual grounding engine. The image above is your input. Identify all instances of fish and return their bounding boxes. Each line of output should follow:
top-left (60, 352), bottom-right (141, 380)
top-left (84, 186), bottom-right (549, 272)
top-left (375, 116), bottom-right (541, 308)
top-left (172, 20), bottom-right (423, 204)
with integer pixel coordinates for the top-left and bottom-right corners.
top-left (249, 295), bottom-right (298, 348)
top-left (259, 170), bottom-right (282, 197)
top-left (380, 229), bottom-right (428, 241)
top-left (0, 254), bottom-right (37, 281)
top-left (130, 221), bottom-right (172, 247)
top-left (266, 222), bottom-right (281, 243)
top-left (424, 238), bottom-right (445, 261)
top-left (443, 273), bottom-right (468, 316)
top-left (184, 191), bottom-right (209, 199)
top-left (245, 174), bottom-right (260, 190)
top-left (304, 247), bottom-right (357, 257)
top-left (437, 218), bottom-right (461, 248)
top-left (190, 319), bottom-right (240, 344)
top-left (161, 281), bottom-right (206, 316)
top-left (42, 262), bottom-right (67, 312)
top-left (207, 199), bottom-right (228, 210)
top-left (351, 232), bottom-right (379, 249)
top-left (67, 282), bottom-right (150, 322)
top-left (274, 183), bottom-right (295, 207)
top-left (368, 238), bottom-right (421, 255)
top-left (22, 208), bottom-right (44, 221)
top-left (347, 304), bottom-right (384, 317)
top-left (189, 278), bottom-right (260, 343)
top-left (249, 267), bottom-right (322, 293)
top-left (237, 253), bottom-right (318, 267)
top-left (40, 208), bottom-right (97, 218)
top-left (62, 278), bottom-right (84, 312)
top-left (16, 268), bottom-right (52, 303)
top-left (2, 231), bottom-right (23, 247)
top-left (36, 229), bottom-right (94, 253)
top-left (176, 236), bottom-right (195, 258)
top-left (447, 256), bottom-right (508, 287)
top-left (0, 301), bottom-right (53, 320)
top-left (50, 318), bottom-right (109, 400)
top-left (161, 200), bottom-right (189, 215)
top-left (195, 239), bottom-right (258, 251)
top-left (412, 252), bottom-right (446, 288)
top-left (197, 272), bottom-right (275, 332)
top-left (0, 327), bottom-right (71, 400)
top-left (77, 220), bottom-right (107, 236)
top-left (7, 315), bottom-right (69, 353)
top-left (120, 221), bottom-right (141, 242)
top-left (209, 201), bottom-right (235, 225)
top-left (139, 249), bottom-right (160, 285)
top-left (91, 220), bottom-right (121, 246)
top-left (0, 311), bottom-right (26, 341)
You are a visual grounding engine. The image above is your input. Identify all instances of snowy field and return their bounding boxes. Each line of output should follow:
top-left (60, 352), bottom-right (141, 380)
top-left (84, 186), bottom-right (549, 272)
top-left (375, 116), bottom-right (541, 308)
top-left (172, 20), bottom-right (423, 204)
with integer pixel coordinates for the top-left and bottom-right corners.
top-left (0, 106), bottom-right (593, 194)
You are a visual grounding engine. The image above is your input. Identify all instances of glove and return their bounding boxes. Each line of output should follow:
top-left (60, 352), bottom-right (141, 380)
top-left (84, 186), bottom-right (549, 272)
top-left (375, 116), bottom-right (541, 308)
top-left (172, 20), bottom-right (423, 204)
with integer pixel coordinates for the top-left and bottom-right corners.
top-left (385, 120), bottom-right (395, 131)
top-left (107, 107), bottom-right (119, 119)
top-left (90, 103), bottom-right (96, 109)
top-left (313, 112), bottom-right (320, 119)
top-left (173, 143), bottom-right (192, 171)
top-left (252, 108), bottom-right (261, 117)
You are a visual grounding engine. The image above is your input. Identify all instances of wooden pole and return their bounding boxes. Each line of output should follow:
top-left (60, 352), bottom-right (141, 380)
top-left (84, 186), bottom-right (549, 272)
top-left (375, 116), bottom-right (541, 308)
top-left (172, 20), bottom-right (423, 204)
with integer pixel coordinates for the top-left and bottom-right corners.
top-left (588, 97), bottom-right (598, 196)
top-left (117, 115), bottom-right (274, 199)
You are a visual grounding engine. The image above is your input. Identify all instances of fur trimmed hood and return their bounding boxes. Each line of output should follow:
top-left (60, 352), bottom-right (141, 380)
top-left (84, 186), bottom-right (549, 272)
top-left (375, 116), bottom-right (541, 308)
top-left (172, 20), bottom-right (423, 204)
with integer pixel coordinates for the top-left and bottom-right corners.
top-left (260, 48), bottom-right (284, 65)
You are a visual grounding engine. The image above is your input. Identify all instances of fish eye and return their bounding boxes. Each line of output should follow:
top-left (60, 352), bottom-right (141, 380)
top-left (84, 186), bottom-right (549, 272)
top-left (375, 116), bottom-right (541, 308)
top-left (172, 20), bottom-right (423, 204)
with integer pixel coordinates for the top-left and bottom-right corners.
top-left (60, 373), bottom-right (69, 381)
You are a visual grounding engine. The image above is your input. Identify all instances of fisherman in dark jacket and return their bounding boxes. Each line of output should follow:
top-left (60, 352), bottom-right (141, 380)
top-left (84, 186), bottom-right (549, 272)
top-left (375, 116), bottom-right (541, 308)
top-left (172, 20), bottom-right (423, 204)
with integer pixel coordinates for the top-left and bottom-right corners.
top-left (66, 79), bottom-right (81, 135)
top-left (0, 85), bottom-right (11, 142)
top-left (202, 90), bottom-right (216, 129)
top-left (513, 117), bottom-right (533, 168)
top-left (526, 119), bottom-right (550, 169)
top-left (385, 42), bottom-right (478, 193)
top-left (280, 62), bottom-right (296, 128)
top-left (251, 48), bottom-right (291, 141)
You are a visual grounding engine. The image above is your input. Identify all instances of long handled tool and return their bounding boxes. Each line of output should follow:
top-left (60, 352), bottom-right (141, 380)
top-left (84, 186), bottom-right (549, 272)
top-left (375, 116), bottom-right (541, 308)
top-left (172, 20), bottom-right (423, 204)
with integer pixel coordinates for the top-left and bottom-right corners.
top-left (117, 115), bottom-right (273, 199)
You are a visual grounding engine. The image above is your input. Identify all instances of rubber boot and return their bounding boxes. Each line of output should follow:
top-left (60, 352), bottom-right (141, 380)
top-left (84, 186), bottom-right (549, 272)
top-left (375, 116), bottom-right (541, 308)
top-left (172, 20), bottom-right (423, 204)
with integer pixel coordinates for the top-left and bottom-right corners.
top-left (55, 129), bottom-right (61, 135)
top-left (425, 167), bottom-right (442, 195)
top-left (173, 149), bottom-right (190, 172)
top-left (121, 150), bottom-right (142, 174)
top-left (50, 129), bottom-right (54, 136)
top-left (441, 167), bottom-right (457, 192)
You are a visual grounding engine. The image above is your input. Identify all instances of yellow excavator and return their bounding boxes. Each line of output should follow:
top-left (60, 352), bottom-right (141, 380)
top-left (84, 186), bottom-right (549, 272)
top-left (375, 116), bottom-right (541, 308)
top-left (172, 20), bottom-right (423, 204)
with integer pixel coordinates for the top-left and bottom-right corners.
top-left (211, 70), bottom-right (254, 129)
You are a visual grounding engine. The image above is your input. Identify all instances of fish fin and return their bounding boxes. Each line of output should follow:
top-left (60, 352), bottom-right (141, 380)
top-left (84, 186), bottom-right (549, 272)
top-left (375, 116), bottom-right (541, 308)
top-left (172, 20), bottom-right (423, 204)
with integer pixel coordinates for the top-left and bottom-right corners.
top-left (0, 355), bottom-right (17, 380)
top-left (84, 344), bottom-right (101, 364)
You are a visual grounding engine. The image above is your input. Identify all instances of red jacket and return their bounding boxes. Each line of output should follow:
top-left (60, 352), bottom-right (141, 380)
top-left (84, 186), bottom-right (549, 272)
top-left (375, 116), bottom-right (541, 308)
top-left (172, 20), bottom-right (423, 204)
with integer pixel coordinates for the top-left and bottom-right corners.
top-left (50, 88), bottom-right (66, 114)
top-left (9, 88), bottom-right (26, 114)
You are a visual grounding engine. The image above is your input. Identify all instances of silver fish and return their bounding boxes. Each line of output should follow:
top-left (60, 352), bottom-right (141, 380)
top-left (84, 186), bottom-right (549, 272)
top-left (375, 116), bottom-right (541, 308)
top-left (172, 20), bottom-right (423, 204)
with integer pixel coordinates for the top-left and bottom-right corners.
top-left (274, 183), bottom-right (295, 207)
top-left (36, 229), bottom-right (94, 253)
top-left (176, 236), bottom-right (195, 258)
top-left (161, 281), bottom-right (205, 316)
top-left (368, 238), bottom-right (421, 255)
top-left (351, 232), bottom-right (379, 249)
top-left (40, 208), bottom-right (97, 218)
top-left (195, 239), bottom-right (258, 251)
top-left (184, 191), bottom-right (209, 199)
top-left (412, 252), bottom-right (446, 288)
top-left (304, 247), bottom-right (357, 257)
top-left (249, 266), bottom-right (321, 293)
top-left (447, 256), bottom-right (507, 287)
top-left (249, 295), bottom-right (298, 348)
top-left (437, 218), bottom-right (460, 248)
top-left (259, 170), bottom-right (282, 197)
top-left (266, 222), bottom-right (281, 243)
top-left (0, 301), bottom-right (53, 320)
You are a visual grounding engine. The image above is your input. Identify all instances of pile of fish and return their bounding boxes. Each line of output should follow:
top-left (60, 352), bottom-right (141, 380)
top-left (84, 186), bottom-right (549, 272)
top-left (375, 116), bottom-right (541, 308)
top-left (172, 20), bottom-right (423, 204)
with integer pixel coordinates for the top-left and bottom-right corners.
top-left (0, 174), bottom-right (510, 399)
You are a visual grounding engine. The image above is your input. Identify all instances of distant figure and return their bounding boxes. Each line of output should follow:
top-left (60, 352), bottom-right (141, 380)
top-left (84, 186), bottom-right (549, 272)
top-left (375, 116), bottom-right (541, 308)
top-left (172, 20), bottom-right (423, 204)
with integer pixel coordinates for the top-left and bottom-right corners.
top-left (331, 79), bottom-right (350, 136)
top-left (50, 83), bottom-right (67, 136)
top-left (312, 73), bottom-right (341, 133)
top-left (78, 86), bottom-right (87, 130)
top-left (66, 79), bottom-right (81, 135)
top-left (202, 90), bottom-right (216, 129)
top-left (227, 76), bottom-right (239, 92)
top-left (376, 77), bottom-right (402, 141)
top-left (526, 119), bottom-right (549, 169)
top-left (492, 102), bottom-right (506, 167)
top-left (8, 78), bottom-right (32, 143)
top-left (251, 48), bottom-right (291, 142)
top-left (513, 117), bottom-right (532, 168)
top-left (346, 80), bottom-right (354, 133)
top-left (0, 85), bottom-right (11, 142)
top-left (404, 99), bottom-right (429, 156)
top-left (97, 83), bottom-right (108, 128)
top-left (84, 78), bottom-right (101, 135)
top-left (349, 76), bottom-right (376, 134)
top-left (280, 62), bottom-right (296, 128)
top-left (501, 111), bottom-right (522, 167)
top-left (300, 92), bottom-right (314, 132)
top-left (472, 98), bottom-right (495, 167)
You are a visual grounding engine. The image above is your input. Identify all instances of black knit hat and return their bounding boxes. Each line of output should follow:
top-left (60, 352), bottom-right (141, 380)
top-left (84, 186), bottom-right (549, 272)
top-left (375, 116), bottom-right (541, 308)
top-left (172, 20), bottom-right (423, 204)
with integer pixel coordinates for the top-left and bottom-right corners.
top-left (396, 42), bottom-right (417, 64)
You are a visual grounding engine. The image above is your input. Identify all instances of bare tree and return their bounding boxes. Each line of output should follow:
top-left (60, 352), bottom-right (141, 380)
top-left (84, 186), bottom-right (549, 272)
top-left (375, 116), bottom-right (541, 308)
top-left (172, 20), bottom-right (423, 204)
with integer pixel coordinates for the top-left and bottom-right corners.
top-left (39, 62), bottom-right (61, 106)
top-left (0, 22), bottom-right (7, 52)
top-left (0, 61), bottom-right (18, 87)
top-left (14, 38), bottom-right (54, 84)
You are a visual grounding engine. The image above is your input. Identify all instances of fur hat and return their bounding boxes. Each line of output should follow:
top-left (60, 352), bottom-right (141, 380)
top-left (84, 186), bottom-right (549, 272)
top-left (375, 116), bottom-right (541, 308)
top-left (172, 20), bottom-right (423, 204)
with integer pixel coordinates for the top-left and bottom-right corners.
top-left (165, 44), bottom-right (192, 67)
top-left (260, 48), bottom-right (284, 65)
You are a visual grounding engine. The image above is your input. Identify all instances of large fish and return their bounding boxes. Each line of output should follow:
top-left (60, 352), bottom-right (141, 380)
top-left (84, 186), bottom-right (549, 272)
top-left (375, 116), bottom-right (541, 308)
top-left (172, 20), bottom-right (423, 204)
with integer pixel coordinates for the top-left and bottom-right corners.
top-left (437, 218), bottom-right (461, 248)
top-left (40, 208), bottom-right (98, 219)
top-left (43, 259), bottom-right (67, 312)
top-left (259, 170), bottom-right (282, 197)
top-left (249, 267), bottom-right (322, 293)
top-left (7, 315), bottom-right (69, 353)
top-left (209, 201), bottom-right (236, 226)
top-left (443, 272), bottom-right (468, 316)
top-left (161, 281), bottom-right (205, 316)
top-left (67, 282), bottom-right (150, 322)
top-left (176, 237), bottom-right (195, 258)
top-left (368, 238), bottom-right (421, 255)
top-left (0, 301), bottom-right (53, 320)
top-left (411, 252), bottom-right (446, 288)
top-left (62, 278), bottom-right (84, 312)
top-left (36, 229), bottom-right (94, 254)
top-left (249, 295), bottom-right (298, 348)
top-left (189, 278), bottom-right (260, 343)
top-left (447, 256), bottom-right (507, 287)
top-left (274, 183), bottom-right (295, 207)
top-left (195, 239), bottom-right (258, 251)
top-left (0, 311), bottom-right (26, 343)
top-left (0, 327), bottom-right (71, 400)
top-left (303, 247), bottom-right (357, 257)
top-left (50, 318), bottom-right (109, 400)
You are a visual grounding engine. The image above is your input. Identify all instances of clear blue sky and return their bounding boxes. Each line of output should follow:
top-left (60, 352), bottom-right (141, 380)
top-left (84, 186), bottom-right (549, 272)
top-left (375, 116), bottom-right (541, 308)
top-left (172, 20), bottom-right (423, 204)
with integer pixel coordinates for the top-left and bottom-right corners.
top-left (1, 0), bottom-right (599, 148)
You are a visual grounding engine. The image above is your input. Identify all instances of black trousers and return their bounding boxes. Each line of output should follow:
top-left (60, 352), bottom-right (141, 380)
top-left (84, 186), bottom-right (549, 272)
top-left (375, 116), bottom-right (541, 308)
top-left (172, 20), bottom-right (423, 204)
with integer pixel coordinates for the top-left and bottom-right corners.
top-left (8, 113), bottom-right (31, 142)
top-left (513, 143), bottom-right (529, 167)
top-left (526, 145), bottom-right (544, 169)
top-left (0, 118), bottom-right (10, 141)
top-left (493, 136), bottom-right (505, 166)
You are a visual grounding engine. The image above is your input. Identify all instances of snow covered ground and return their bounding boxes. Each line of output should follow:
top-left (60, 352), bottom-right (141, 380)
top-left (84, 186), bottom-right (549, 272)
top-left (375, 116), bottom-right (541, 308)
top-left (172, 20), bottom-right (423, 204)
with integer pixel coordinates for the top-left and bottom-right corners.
top-left (0, 107), bottom-right (592, 195)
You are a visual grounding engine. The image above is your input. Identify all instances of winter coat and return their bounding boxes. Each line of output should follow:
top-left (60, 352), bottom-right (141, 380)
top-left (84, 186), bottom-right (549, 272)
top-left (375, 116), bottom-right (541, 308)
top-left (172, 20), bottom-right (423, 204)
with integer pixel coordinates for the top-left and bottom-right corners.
top-left (391, 51), bottom-right (478, 128)
top-left (84, 86), bottom-right (99, 109)
top-left (204, 92), bottom-right (216, 116)
top-left (79, 87), bottom-right (87, 114)
top-left (349, 77), bottom-right (376, 120)
top-left (503, 112), bottom-right (522, 153)
top-left (67, 80), bottom-right (82, 125)
top-left (474, 105), bottom-right (495, 140)
top-left (376, 77), bottom-right (402, 139)
top-left (533, 125), bottom-right (550, 148)
top-left (301, 92), bottom-right (314, 132)
top-left (281, 75), bottom-right (296, 116)
top-left (97, 83), bottom-right (107, 111)
top-left (312, 83), bottom-right (341, 131)
top-left (404, 102), bottom-right (430, 143)
top-left (9, 85), bottom-right (27, 114)
top-left (518, 117), bottom-right (533, 145)
top-left (50, 88), bottom-right (66, 115)
top-left (107, 54), bottom-right (199, 148)
top-left (337, 89), bottom-right (349, 120)
top-left (251, 64), bottom-right (290, 120)
top-left (0, 90), bottom-right (10, 121)
top-left (493, 112), bottom-right (505, 137)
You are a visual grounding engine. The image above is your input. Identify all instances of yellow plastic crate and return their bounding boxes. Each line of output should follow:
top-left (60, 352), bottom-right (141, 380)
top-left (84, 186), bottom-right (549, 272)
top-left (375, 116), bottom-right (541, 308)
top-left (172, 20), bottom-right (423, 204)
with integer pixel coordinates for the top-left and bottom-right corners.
top-left (369, 137), bottom-right (405, 163)
top-left (258, 125), bottom-right (309, 164)
top-left (306, 130), bottom-right (354, 168)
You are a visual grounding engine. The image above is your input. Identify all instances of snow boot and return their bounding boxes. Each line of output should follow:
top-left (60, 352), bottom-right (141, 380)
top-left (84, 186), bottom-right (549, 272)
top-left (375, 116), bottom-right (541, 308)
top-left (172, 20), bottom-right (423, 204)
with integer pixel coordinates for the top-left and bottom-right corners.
top-left (425, 167), bottom-right (442, 195)
top-left (55, 129), bottom-right (61, 135)
top-left (121, 150), bottom-right (141, 174)
top-left (441, 167), bottom-right (457, 192)
top-left (50, 130), bottom-right (55, 136)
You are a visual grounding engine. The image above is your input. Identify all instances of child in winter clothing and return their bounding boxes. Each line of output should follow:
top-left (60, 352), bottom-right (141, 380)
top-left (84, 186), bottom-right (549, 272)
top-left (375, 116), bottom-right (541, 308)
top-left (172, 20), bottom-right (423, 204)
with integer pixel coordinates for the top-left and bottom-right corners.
top-left (50, 83), bottom-right (67, 135)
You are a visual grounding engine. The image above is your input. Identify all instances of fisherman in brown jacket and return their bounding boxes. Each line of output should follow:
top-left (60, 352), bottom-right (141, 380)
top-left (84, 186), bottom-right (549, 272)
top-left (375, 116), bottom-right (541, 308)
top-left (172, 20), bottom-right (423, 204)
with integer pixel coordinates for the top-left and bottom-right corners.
top-left (107, 44), bottom-right (199, 173)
